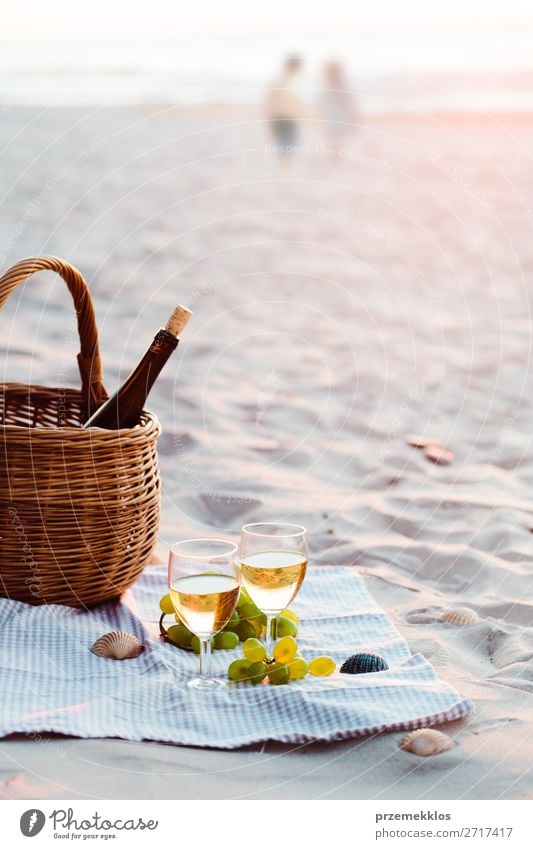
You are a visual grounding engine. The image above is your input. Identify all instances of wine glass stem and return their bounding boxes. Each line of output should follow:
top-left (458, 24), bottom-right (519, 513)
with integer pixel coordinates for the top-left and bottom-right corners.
top-left (199, 638), bottom-right (212, 680)
top-left (265, 614), bottom-right (276, 656)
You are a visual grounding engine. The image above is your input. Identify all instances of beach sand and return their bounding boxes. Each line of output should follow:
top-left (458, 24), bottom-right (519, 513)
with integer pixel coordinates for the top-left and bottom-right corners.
top-left (0, 104), bottom-right (532, 799)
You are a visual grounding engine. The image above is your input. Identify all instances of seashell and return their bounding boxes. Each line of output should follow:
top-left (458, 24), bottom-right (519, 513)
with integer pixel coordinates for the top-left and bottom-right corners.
top-left (340, 652), bottom-right (389, 674)
top-left (406, 434), bottom-right (443, 450)
top-left (425, 445), bottom-right (454, 465)
top-left (91, 631), bottom-right (144, 660)
top-left (400, 728), bottom-right (455, 756)
top-left (441, 607), bottom-right (479, 626)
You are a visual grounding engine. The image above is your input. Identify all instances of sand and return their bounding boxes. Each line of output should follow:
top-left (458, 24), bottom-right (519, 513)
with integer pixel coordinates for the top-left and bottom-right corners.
top-left (0, 104), bottom-right (533, 799)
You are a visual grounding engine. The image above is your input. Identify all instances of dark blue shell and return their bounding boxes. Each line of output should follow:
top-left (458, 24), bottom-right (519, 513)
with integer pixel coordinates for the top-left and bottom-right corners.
top-left (340, 653), bottom-right (388, 674)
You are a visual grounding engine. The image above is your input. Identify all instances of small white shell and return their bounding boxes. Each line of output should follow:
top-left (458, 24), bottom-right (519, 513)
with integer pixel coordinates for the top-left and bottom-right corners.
top-left (400, 728), bottom-right (455, 756)
top-left (425, 445), bottom-right (454, 465)
top-left (91, 631), bottom-right (144, 660)
top-left (441, 607), bottom-right (479, 626)
top-left (406, 434), bottom-right (443, 449)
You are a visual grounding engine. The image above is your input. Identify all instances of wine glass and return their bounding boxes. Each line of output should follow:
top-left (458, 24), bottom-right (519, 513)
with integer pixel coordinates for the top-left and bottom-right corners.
top-left (168, 538), bottom-right (240, 689)
top-left (239, 523), bottom-right (307, 655)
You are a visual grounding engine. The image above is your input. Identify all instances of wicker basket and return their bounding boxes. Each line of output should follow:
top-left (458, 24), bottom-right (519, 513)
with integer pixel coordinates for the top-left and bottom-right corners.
top-left (0, 257), bottom-right (161, 607)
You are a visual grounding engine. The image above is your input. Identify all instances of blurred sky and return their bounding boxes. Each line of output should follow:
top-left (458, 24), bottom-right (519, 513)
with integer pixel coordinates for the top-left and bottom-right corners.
top-left (2, 1), bottom-right (533, 107)
top-left (2, 0), bottom-right (533, 73)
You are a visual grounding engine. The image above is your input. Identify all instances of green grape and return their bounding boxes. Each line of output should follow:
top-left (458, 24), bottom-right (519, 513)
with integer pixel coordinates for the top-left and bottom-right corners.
top-left (165, 623), bottom-right (193, 648)
top-left (309, 656), bottom-right (336, 676)
top-left (246, 613), bottom-right (266, 637)
top-left (224, 610), bottom-right (240, 631)
top-left (250, 612), bottom-right (267, 636)
top-left (159, 593), bottom-right (175, 615)
top-left (239, 601), bottom-right (262, 620)
top-left (191, 635), bottom-right (215, 655)
top-left (267, 662), bottom-right (290, 685)
top-left (238, 604), bottom-right (266, 636)
top-left (280, 608), bottom-right (299, 625)
top-left (273, 635), bottom-right (298, 664)
top-left (288, 657), bottom-right (309, 680)
top-left (248, 661), bottom-right (268, 685)
top-left (214, 631), bottom-right (239, 650)
top-left (228, 658), bottom-right (253, 682)
top-left (235, 620), bottom-right (257, 642)
top-left (237, 587), bottom-right (252, 607)
top-left (271, 615), bottom-right (298, 639)
top-left (243, 637), bottom-right (267, 663)
top-left (257, 620), bottom-right (267, 637)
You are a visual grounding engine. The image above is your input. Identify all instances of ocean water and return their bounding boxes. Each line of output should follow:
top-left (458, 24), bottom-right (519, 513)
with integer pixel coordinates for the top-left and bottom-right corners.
top-left (1, 37), bottom-right (533, 112)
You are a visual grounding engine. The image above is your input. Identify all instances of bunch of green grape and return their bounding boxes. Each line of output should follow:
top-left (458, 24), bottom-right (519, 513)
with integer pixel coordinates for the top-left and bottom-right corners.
top-left (228, 634), bottom-right (336, 685)
top-left (158, 588), bottom-right (299, 654)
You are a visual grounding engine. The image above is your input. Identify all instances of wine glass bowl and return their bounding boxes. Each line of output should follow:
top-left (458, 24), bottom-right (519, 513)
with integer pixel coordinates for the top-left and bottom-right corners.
top-left (168, 538), bottom-right (240, 689)
top-left (239, 523), bottom-right (308, 653)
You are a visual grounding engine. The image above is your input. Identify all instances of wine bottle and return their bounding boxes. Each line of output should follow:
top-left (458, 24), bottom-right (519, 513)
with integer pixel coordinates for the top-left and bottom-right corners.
top-left (82, 305), bottom-right (192, 429)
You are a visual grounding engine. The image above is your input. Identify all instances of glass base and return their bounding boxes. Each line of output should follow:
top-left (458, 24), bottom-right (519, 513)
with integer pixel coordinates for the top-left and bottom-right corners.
top-left (187, 676), bottom-right (226, 690)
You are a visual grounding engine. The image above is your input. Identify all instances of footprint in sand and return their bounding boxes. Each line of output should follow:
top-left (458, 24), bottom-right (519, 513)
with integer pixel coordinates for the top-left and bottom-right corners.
top-left (468, 717), bottom-right (519, 735)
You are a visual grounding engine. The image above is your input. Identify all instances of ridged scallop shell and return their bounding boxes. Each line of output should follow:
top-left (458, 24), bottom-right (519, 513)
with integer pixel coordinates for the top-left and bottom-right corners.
top-left (91, 631), bottom-right (144, 660)
top-left (340, 653), bottom-right (389, 674)
top-left (441, 607), bottom-right (479, 626)
top-left (400, 728), bottom-right (455, 756)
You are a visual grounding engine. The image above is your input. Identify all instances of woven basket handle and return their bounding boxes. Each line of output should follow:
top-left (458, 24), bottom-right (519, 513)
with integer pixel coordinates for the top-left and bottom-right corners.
top-left (0, 256), bottom-right (108, 414)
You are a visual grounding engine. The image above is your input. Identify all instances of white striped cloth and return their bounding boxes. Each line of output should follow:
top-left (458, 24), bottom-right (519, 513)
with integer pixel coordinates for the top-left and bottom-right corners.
top-left (0, 565), bottom-right (474, 749)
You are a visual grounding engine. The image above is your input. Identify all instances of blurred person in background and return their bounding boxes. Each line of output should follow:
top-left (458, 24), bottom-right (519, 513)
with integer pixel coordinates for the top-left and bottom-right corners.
top-left (265, 54), bottom-right (304, 159)
top-left (320, 60), bottom-right (356, 154)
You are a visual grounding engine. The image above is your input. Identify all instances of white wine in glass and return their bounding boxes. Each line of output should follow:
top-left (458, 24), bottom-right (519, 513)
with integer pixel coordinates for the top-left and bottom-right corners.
top-left (239, 523), bottom-right (307, 654)
top-left (169, 574), bottom-right (240, 636)
top-left (168, 539), bottom-right (240, 689)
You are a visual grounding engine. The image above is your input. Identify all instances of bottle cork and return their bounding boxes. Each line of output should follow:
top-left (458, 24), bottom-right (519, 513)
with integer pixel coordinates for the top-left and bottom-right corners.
top-left (165, 305), bottom-right (193, 337)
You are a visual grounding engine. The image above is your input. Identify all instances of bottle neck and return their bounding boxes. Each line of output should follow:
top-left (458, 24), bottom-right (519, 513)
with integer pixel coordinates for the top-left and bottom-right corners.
top-left (149, 328), bottom-right (179, 356)
top-left (126, 329), bottom-right (178, 397)
top-left (82, 328), bottom-right (179, 428)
